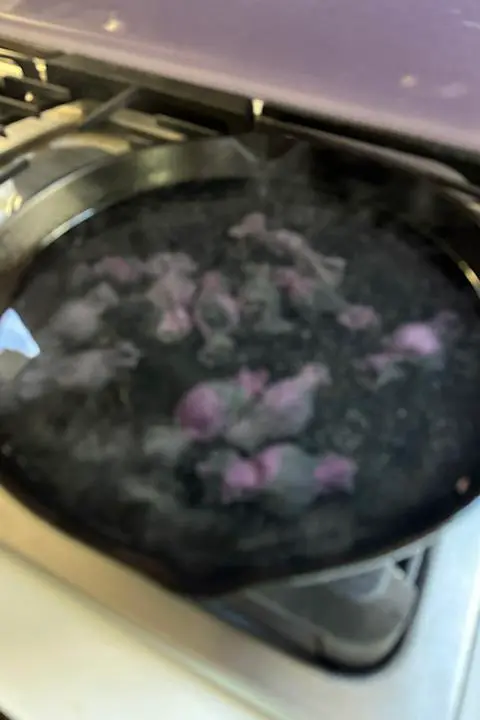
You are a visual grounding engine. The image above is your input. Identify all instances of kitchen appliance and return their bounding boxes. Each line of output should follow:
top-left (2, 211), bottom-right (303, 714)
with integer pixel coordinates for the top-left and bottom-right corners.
top-left (0, 4), bottom-right (479, 715)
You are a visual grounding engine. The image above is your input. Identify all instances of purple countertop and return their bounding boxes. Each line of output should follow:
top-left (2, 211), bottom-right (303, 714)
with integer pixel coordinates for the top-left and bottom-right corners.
top-left (0, 0), bottom-right (479, 149)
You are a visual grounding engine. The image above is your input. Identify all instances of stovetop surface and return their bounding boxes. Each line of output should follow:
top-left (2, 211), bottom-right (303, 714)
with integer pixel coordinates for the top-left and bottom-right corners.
top-left (1, 487), bottom-right (480, 720)
top-left (2, 0), bottom-right (480, 156)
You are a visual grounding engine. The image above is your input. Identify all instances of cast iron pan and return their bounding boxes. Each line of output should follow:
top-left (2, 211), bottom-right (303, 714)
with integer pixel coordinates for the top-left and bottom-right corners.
top-left (0, 134), bottom-right (479, 596)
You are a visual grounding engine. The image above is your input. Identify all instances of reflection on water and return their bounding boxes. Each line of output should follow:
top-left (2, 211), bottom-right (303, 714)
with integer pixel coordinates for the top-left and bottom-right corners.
top-left (0, 309), bottom-right (39, 380)
top-left (0, 309), bottom-right (39, 358)
top-left (0, 180), bottom-right (22, 223)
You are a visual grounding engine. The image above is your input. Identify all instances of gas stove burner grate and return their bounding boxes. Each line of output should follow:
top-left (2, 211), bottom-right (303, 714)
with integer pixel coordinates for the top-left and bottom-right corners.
top-left (0, 51), bottom-right (71, 131)
top-left (204, 549), bottom-right (430, 672)
top-left (0, 39), bottom-right (254, 179)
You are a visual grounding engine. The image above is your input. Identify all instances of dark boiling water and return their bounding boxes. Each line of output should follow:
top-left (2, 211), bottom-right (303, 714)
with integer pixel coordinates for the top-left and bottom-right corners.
top-left (1, 149), bottom-right (479, 593)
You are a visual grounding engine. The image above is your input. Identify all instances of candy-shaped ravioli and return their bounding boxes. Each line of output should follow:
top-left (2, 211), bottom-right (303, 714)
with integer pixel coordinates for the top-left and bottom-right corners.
top-left (50, 299), bottom-right (102, 344)
top-left (337, 305), bottom-right (380, 331)
top-left (221, 444), bottom-right (356, 508)
top-left (156, 307), bottom-right (192, 343)
top-left (55, 341), bottom-right (140, 391)
top-left (146, 252), bottom-right (197, 277)
top-left (194, 271), bottom-right (240, 364)
top-left (94, 255), bottom-right (144, 284)
top-left (175, 368), bottom-right (268, 441)
top-left (313, 453), bottom-right (357, 492)
top-left (239, 264), bottom-right (292, 334)
top-left (275, 266), bottom-right (346, 316)
top-left (226, 363), bottom-right (331, 452)
top-left (359, 311), bottom-right (456, 385)
top-left (194, 271), bottom-right (240, 338)
top-left (147, 270), bottom-right (196, 310)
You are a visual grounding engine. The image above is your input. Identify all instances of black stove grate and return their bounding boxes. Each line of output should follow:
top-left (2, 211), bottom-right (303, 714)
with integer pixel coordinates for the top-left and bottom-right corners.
top-left (0, 40), bottom-right (256, 160)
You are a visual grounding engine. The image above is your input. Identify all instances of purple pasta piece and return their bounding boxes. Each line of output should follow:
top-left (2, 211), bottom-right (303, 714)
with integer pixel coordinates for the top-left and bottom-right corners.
top-left (55, 341), bottom-right (140, 391)
top-left (55, 349), bottom-right (113, 390)
top-left (356, 351), bottom-right (404, 387)
top-left (272, 230), bottom-right (346, 288)
top-left (255, 443), bottom-right (312, 481)
top-left (363, 352), bottom-right (398, 373)
top-left (193, 272), bottom-right (241, 364)
top-left (175, 368), bottom-right (266, 441)
top-left (85, 282), bottom-right (119, 312)
top-left (231, 213), bottom-right (347, 291)
top-left (15, 363), bottom-right (50, 401)
top-left (146, 252), bottom-right (198, 277)
top-left (142, 426), bottom-right (193, 466)
top-left (275, 266), bottom-right (346, 316)
top-left (263, 363), bottom-right (331, 409)
top-left (255, 444), bottom-right (282, 476)
top-left (271, 228), bottom-right (308, 253)
top-left (387, 321), bottom-right (442, 359)
top-left (385, 312), bottom-right (457, 361)
top-left (314, 454), bottom-right (357, 493)
top-left (230, 213), bottom-right (349, 314)
top-left (94, 256), bottom-right (144, 284)
top-left (70, 263), bottom-right (91, 288)
top-left (175, 384), bottom-right (223, 440)
top-left (237, 367), bottom-right (269, 395)
top-left (226, 363), bottom-right (331, 451)
top-left (113, 341), bottom-right (141, 369)
top-left (337, 305), bottom-right (381, 331)
top-left (228, 212), bottom-right (267, 239)
top-left (197, 449), bottom-right (240, 480)
top-left (156, 307), bottom-right (192, 343)
top-left (51, 300), bottom-right (101, 343)
top-left (194, 271), bottom-right (240, 339)
top-left (240, 264), bottom-right (292, 333)
top-left (226, 444), bottom-right (357, 508)
top-left (223, 457), bottom-right (263, 501)
top-left (251, 443), bottom-right (329, 508)
top-left (358, 312), bottom-right (457, 386)
top-left (319, 255), bottom-right (347, 288)
top-left (163, 270), bottom-right (197, 307)
top-left (275, 267), bottom-right (316, 299)
top-left (197, 449), bottom-right (262, 502)
top-left (147, 271), bottom-right (196, 310)
top-left (198, 333), bottom-right (235, 367)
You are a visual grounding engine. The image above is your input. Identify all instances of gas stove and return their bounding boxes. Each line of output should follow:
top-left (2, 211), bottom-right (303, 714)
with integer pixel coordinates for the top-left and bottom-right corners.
top-left (0, 40), bottom-right (480, 720)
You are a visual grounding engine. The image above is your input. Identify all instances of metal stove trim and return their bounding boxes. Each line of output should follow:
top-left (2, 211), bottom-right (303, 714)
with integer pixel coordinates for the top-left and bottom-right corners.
top-left (0, 490), bottom-right (480, 720)
top-left (0, 489), bottom-right (480, 720)
top-left (0, 101), bottom-right (91, 164)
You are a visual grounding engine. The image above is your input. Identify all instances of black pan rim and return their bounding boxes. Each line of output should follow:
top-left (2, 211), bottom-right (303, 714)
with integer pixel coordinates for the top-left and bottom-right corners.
top-left (0, 461), bottom-right (476, 597)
